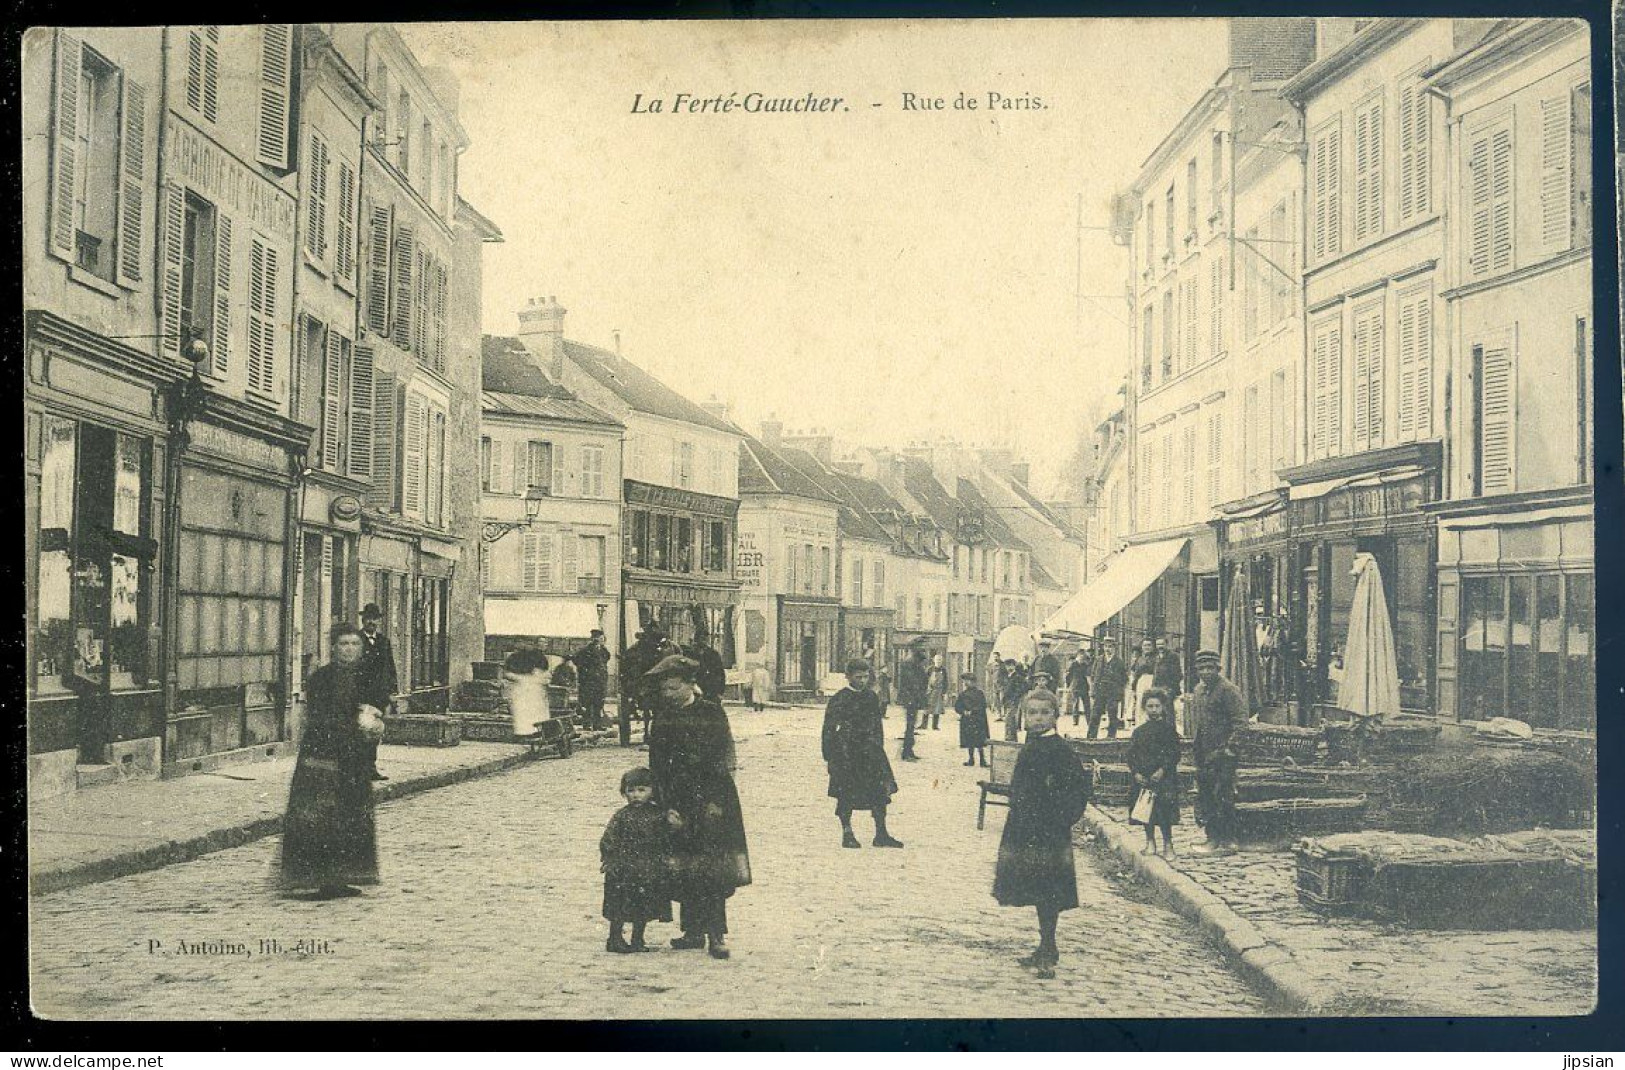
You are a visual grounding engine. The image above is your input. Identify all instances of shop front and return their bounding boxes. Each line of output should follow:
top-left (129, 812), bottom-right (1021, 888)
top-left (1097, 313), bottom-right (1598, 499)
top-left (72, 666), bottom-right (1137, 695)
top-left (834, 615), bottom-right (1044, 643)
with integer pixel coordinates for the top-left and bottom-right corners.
top-left (1214, 490), bottom-right (1293, 718)
top-left (1427, 489), bottom-right (1594, 731)
top-left (1281, 444), bottom-right (1441, 720)
top-left (838, 606), bottom-right (895, 685)
top-left (167, 403), bottom-right (305, 772)
top-left (891, 627), bottom-right (949, 700)
top-left (623, 573), bottom-right (741, 658)
top-left (484, 596), bottom-right (607, 666)
top-left (291, 480), bottom-right (363, 736)
top-left (777, 596), bottom-right (840, 698)
top-left (25, 315), bottom-right (177, 794)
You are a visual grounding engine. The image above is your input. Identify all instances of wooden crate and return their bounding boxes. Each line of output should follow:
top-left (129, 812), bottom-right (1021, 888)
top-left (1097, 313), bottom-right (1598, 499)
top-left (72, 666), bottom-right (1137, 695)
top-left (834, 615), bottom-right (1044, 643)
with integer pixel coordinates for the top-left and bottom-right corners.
top-left (383, 713), bottom-right (462, 747)
top-left (1239, 724), bottom-right (1323, 766)
top-left (1234, 797), bottom-right (1366, 845)
top-left (1294, 843), bottom-right (1370, 913)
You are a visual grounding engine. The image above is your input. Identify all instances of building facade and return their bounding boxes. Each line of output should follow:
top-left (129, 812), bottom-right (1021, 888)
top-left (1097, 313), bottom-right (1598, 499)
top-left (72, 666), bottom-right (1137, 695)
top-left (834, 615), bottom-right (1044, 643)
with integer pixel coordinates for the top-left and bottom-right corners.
top-left (1423, 20), bottom-right (1594, 730)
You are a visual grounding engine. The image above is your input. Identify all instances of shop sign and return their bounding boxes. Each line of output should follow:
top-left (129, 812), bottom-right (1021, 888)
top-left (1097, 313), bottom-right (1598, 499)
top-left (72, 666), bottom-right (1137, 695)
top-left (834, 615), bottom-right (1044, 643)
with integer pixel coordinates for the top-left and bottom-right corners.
top-left (330, 495), bottom-right (362, 522)
top-left (625, 579), bottom-right (734, 606)
top-left (735, 530), bottom-right (766, 590)
top-left (189, 420), bottom-right (285, 472)
top-left (1226, 509), bottom-right (1286, 546)
top-left (625, 480), bottom-right (737, 517)
top-left (168, 123), bottom-right (297, 239)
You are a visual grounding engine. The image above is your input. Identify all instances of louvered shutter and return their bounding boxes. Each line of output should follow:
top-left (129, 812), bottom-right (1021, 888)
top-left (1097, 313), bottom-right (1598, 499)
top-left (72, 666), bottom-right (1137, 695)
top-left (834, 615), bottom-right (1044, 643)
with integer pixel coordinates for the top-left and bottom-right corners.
top-left (349, 344), bottom-right (374, 479)
top-left (367, 371), bottom-right (398, 509)
top-left (413, 246), bottom-right (430, 357)
top-left (561, 532), bottom-right (579, 592)
top-left (1467, 131), bottom-right (1492, 276)
top-left (116, 75), bottom-right (146, 286)
top-left (1399, 78), bottom-right (1430, 222)
top-left (1312, 319), bottom-right (1343, 458)
top-left (1411, 296), bottom-right (1432, 438)
top-left (1206, 410), bottom-right (1222, 507)
top-left (320, 327), bottom-right (342, 468)
top-left (391, 225), bottom-right (415, 349)
top-left (521, 531), bottom-right (540, 590)
top-left (212, 213), bottom-right (232, 375)
top-left (433, 261), bottom-right (448, 372)
top-left (1479, 343), bottom-right (1516, 494)
top-left (402, 392), bottom-right (426, 515)
top-left (256, 25), bottom-right (294, 169)
top-left (488, 440), bottom-right (505, 496)
top-left (1180, 425), bottom-right (1196, 521)
top-left (1353, 99), bottom-right (1383, 242)
top-left (1539, 94), bottom-right (1573, 255)
top-left (158, 184), bottom-right (184, 361)
top-left (1209, 255), bottom-right (1223, 357)
top-left (247, 237), bottom-right (279, 394)
top-left (49, 30), bottom-right (81, 262)
top-left (1489, 127), bottom-right (1513, 273)
top-left (1351, 305), bottom-right (1383, 451)
top-left (335, 160), bottom-right (356, 284)
top-left (306, 132), bottom-right (328, 261)
top-left (365, 205), bottom-right (392, 333)
top-left (186, 28), bottom-right (220, 123)
top-left (1184, 274), bottom-right (1198, 369)
top-left (538, 533), bottom-right (555, 591)
top-left (552, 442), bottom-right (566, 496)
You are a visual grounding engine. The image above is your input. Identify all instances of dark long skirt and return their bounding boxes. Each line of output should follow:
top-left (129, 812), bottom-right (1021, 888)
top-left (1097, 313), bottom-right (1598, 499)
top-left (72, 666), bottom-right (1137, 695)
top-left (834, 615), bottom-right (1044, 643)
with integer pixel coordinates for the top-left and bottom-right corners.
top-left (277, 755), bottom-right (379, 890)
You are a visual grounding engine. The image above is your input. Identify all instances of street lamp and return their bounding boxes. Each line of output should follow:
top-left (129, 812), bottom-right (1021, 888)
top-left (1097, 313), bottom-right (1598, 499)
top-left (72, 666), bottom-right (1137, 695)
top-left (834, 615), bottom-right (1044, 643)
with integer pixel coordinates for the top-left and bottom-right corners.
top-left (480, 486), bottom-right (547, 543)
top-left (168, 334), bottom-right (213, 447)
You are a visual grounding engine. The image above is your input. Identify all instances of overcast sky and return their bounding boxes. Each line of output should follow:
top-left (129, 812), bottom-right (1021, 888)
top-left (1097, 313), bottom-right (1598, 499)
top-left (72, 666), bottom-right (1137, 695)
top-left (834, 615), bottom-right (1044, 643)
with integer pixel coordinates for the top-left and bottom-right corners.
top-left (400, 19), bottom-right (1228, 496)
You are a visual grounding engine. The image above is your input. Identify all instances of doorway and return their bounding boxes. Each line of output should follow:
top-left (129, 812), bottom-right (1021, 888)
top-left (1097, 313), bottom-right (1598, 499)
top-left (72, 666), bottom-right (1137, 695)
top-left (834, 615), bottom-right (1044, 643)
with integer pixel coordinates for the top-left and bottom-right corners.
top-left (801, 632), bottom-right (818, 691)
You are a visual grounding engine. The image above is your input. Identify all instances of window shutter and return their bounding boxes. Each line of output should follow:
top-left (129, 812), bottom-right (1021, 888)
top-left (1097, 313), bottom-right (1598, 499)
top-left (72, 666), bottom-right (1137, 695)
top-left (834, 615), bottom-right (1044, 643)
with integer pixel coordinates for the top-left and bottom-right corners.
top-left (1207, 410), bottom-right (1222, 507)
top-left (391, 225), bottom-right (415, 349)
top-left (321, 327), bottom-right (342, 469)
top-left (1312, 319), bottom-right (1343, 458)
top-left (335, 160), bottom-right (357, 284)
top-left (510, 439), bottom-right (525, 495)
top-left (1467, 131), bottom-right (1492, 276)
top-left (1183, 274), bottom-right (1199, 369)
top-left (402, 392), bottom-right (426, 516)
top-left (365, 204), bottom-right (392, 333)
top-left (1396, 287), bottom-right (1433, 442)
top-left (413, 245), bottom-right (430, 357)
top-left (247, 237), bottom-right (279, 394)
top-left (256, 25), bottom-right (294, 169)
top-left (521, 531), bottom-right (540, 590)
top-left (1479, 343), bottom-right (1516, 494)
top-left (1489, 127), bottom-right (1514, 273)
top-left (158, 184), bottom-right (184, 361)
top-left (186, 28), bottom-right (221, 123)
top-left (212, 213), bottom-right (232, 375)
top-left (538, 533), bottom-right (555, 591)
top-left (1209, 255), bottom-right (1223, 357)
top-left (349, 343), bottom-right (374, 479)
top-left (1353, 99), bottom-right (1383, 242)
top-left (1351, 304), bottom-right (1383, 451)
top-left (552, 442), bottom-right (566, 496)
top-left (1181, 425), bottom-right (1196, 520)
top-left (1399, 77), bottom-right (1430, 222)
top-left (1312, 124), bottom-right (1342, 261)
top-left (367, 370), bottom-right (398, 509)
top-left (306, 133), bottom-right (328, 261)
top-left (116, 75), bottom-right (146, 286)
top-left (433, 260), bottom-right (448, 372)
top-left (561, 532), bottom-right (579, 592)
top-left (1539, 94), bottom-right (1573, 255)
top-left (49, 30), bottom-right (81, 261)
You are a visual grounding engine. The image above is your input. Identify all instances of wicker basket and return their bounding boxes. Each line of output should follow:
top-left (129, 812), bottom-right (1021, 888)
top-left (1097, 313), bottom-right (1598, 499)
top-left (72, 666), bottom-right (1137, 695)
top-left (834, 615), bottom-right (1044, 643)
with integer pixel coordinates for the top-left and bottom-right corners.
top-left (1239, 723), bottom-right (1323, 766)
top-left (1371, 721), bottom-right (1441, 758)
top-left (1294, 842), bottom-right (1370, 913)
top-left (383, 713), bottom-right (463, 747)
top-left (1234, 796), bottom-right (1366, 844)
top-left (1368, 854), bottom-right (1587, 929)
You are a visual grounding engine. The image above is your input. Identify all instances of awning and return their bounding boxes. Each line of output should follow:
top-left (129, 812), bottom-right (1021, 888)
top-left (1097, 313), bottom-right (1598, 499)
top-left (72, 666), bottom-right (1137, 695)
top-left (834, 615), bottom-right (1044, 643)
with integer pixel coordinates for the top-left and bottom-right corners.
top-left (485, 598), bottom-right (602, 639)
top-left (1289, 464), bottom-right (1429, 501)
top-left (1041, 537), bottom-right (1188, 636)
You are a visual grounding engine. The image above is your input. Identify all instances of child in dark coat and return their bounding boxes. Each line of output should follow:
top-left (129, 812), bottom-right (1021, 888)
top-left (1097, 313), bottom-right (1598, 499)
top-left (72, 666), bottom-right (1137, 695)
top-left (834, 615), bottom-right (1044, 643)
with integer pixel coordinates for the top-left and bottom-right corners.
top-left (954, 672), bottom-right (990, 767)
top-left (1126, 687), bottom-right (1181, 857)
top-left (600, 767), bottom-right (674, 953)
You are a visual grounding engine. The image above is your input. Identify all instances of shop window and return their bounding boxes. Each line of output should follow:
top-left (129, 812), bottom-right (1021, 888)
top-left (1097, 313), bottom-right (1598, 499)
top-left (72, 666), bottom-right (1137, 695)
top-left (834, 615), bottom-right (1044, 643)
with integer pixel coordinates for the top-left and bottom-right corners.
top-left (675, 518), bottom-right (693, 572)
top-left (412, 575), bottom-right (449, 689)
top-left (649, 514), bottom-right (670, 571)
top-left (705, 520), bottom-right (728, 572)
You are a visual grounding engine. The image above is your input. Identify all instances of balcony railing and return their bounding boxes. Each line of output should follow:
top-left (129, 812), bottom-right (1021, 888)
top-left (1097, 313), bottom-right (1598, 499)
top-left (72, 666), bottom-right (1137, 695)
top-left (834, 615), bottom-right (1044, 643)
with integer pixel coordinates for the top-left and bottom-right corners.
top-left (577, 576), bottom-right (605, 595)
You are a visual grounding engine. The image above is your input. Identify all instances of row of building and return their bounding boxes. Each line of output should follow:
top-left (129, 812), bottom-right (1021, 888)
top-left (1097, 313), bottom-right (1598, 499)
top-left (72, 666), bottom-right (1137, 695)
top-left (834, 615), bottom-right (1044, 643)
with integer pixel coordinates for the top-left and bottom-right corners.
top-left (22, 23), bottom-right (1081, 798)
top-left (477, 298), bottom-right (1086, 700)
top-left (1077, 17), bottom-right (1594, 733)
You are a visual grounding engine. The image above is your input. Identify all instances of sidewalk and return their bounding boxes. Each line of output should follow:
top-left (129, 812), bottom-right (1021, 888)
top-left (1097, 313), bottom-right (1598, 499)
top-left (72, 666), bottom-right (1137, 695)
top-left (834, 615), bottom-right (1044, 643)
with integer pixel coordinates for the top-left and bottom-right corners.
top-left (29, 739), bottom-right (533, 897)
top-left (1084, 804), bottom-right (1597, 1016)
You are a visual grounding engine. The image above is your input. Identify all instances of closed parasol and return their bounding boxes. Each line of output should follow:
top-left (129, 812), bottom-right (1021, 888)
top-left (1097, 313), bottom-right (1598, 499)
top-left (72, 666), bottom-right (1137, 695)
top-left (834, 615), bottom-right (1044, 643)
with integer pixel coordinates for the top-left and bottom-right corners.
top-left (1341, 552), bottom-right (1401, 720)
top-left (992, 624), bottom-right (1037, 664)
top-left (1219, 566), bottom-right (1262, 716)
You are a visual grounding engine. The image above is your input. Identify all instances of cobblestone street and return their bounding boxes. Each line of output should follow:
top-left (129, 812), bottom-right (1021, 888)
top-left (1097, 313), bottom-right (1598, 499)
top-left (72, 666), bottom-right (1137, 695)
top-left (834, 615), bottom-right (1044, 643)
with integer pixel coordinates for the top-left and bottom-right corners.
top-left (30, 707), bottom-right (1266, 1020)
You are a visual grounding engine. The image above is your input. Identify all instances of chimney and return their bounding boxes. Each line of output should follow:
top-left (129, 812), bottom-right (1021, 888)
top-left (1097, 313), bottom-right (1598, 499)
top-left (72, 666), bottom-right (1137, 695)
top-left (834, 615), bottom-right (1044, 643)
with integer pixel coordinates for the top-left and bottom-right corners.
top-left (760, 418), bottom-right (783, 446)
top-left (1228, 17), bottom-right (1316, 80)
top-left (701, 395), bottom-right (731, 421)
top-left (612, 330), bottom-right (622, 355)
top-left (782, 426), bottom-right (834, 465)
top-left (517, 296), bottom-right (567, 380)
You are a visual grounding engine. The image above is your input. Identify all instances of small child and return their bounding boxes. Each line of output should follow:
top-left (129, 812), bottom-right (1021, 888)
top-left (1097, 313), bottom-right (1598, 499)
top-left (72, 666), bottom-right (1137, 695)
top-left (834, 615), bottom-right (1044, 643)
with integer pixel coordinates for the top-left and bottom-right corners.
top-left (954, 672), bottom-right (990, 767)
top-left (599, 767), bottom-right (674, 953)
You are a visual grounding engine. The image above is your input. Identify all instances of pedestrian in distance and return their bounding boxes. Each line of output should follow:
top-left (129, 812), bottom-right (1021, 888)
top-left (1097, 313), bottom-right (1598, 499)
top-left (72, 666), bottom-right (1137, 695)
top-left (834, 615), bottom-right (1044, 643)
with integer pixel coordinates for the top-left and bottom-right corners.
top-left (821, 659), bottom-right (903, 849)
top-left (1033, 641), bottom-right (1064, 695)
top-left (277, 623), bottom-right (389, 900)
top-left (1001, 659), bottom-right (1029, 742)
top-left (1064, 649), bottom-right (1092, 729)
top-left (1130, 638), bottom-right (1159, 726)
top-left (1127, 687), bottom-right (1181, 858)
top-left (1089, 639), bottom-right (1129, 740)
top-left (954, 671), bottom-right (990, 767)
top-left (988, 653), bottom-right (1009, 722)
top-left (600, 766), bottom-right (675, 954)
top-left (619, 625), bottom-right (670, 747)
top-left (358, 603), bottom-right (398, 780)
top-left (1190, 649), bottom-right (1248, 855)
top-left (1152, 635), bottom-right (1185, 696)
top-left (992, 687), bottom-right (1092, 979)
top-left (645, 654), bottom-right (751, 959)
top-left (683, 621), bottom-right (728, 702)
top-left (571, 628), bottom-right (612, 732)
top-left (926, 652), bottom-right (948, 730)
top-left (895, 643), bottom-right (929, 761)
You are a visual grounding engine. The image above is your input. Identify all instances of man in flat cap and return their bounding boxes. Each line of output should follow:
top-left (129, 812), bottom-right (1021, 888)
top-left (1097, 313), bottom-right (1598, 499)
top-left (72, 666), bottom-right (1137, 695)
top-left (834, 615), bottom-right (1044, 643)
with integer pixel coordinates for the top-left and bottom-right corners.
top-left (359, 603), bottom-right (398, 780)
top-left (1189, 649), bottom-right (1247, 853)
top-left (644, 654), bottom-right (751, 959)
top-left (821, 659), bottom-right (903, 849)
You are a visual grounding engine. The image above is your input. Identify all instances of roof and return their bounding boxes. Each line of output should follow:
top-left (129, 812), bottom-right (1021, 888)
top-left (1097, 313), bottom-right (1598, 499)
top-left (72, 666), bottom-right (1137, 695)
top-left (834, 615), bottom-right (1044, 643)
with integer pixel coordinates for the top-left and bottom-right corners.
top-left (776, 448), bottom-right (897, 545)
top-left (561, 340), bottom-right (739, 435)
top-left (482, 391), bottom-right (622, 428)
top-left (1030, 557), bottom-right (1063, 590)
top-left (1280, 19), bottom-right (1424, 102)
top-left (898, 458), bottom-right (963, 533)
top-left (738, 438), bottom-right (839, 504)
top-left (953, 477), bottom-right (1030, 552)
top-left (456, 197), bottom-right (504, 242)
top-left (483, 336), bottom-right (570, 397)
top-left (1002, 477), bottom-right (1085, 540)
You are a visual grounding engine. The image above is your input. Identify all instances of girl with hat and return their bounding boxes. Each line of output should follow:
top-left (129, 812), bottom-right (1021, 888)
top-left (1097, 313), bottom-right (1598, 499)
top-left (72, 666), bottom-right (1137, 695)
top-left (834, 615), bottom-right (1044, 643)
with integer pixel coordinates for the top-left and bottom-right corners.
top-left (820, 659), bottom-right (903, 849)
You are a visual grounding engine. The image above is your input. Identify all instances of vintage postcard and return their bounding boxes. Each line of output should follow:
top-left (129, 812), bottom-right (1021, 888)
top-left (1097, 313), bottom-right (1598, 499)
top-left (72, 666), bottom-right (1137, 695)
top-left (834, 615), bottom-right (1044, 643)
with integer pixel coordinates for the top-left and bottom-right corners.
top-left (22, 17), bottom-right (1598, 1022)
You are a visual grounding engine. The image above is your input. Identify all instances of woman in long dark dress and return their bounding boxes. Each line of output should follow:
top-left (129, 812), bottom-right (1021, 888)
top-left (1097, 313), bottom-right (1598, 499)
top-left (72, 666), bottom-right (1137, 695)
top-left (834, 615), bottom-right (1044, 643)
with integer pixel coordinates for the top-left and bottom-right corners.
top-left (954, 672), bottom-right (990, 767)
top-left (1126, 687), bottom-right (1181, 857)
top-left (645, 654), bottom-right (751, 960)
top-left (822, 658), bottom-right (903, 849)
top-left (278, 624), bottom-right (390, 899)
top-left (993, 689), bottom-right (1091, 978)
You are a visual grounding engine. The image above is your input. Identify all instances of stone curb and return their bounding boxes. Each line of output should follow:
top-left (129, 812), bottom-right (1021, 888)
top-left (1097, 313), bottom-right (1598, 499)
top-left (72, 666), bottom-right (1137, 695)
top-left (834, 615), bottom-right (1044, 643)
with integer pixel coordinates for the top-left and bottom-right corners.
top-left (1082, 803), bottom-right (1336, 1014)
top-left (30, 748), bottom-right (536, 898)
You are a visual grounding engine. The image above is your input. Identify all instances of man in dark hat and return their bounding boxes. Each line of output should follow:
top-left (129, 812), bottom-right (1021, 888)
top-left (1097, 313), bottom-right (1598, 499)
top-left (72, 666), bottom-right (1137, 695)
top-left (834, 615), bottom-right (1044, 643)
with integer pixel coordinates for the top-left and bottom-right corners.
top-left (1152, 636), bottom-right (1185, 696)
top-left (1033, 641), bottom-right (1064, 694)
top-left (821, 659), bottom-right (903, 849)
top-left (619, 623), bottom-right (672, 747)
top-left (1189, 649), bottom-right (1247, 853)
top-left (682, 618), bottom-right (728, 703)
top-left (1089, 638), bottom-right (1129, 740)
top-left (894, 642), bottom-right (929, 761)
top-left (359, 603), bottom-right (398, 780)
top-left (644, 654), bottom-right (751, 959)
top-left (570, 628), bottom-right (611, 731)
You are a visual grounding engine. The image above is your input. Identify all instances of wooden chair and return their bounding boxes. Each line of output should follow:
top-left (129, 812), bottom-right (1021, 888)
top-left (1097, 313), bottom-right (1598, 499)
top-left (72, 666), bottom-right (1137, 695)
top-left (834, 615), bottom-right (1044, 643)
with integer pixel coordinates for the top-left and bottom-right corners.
top-left (977, 740), bottom-right (1023, 830)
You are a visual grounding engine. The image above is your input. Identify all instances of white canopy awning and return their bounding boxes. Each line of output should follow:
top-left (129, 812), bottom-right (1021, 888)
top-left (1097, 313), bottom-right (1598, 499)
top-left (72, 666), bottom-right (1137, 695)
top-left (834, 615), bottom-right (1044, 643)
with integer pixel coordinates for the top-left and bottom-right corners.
top-left (1041, 537), bottom-right (1188, 636)
top-left (485, 598), bottom-right (603, 639)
